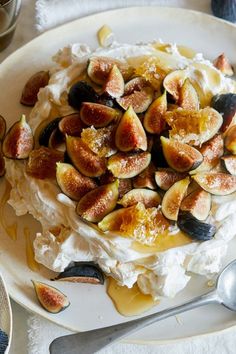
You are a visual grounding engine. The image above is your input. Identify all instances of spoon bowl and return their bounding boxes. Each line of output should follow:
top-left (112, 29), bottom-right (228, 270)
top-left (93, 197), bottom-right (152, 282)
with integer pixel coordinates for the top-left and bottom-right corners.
top-left (217, 259), bottom-right (236, 311)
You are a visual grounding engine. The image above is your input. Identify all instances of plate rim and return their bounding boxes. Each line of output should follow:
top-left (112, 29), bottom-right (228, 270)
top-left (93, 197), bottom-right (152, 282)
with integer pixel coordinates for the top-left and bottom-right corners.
top-left (1, 5), bottom-right (236, 344)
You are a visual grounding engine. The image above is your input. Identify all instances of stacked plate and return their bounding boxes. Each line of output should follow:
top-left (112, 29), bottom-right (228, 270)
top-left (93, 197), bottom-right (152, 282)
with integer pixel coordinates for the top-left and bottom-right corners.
top-left (0, 273), bottom-right (12, 354)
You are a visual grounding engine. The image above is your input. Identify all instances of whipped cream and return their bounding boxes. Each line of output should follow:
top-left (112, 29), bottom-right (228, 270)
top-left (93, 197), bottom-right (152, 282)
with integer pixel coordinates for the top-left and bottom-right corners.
top-left (5, 40), bottom-right (236, 300)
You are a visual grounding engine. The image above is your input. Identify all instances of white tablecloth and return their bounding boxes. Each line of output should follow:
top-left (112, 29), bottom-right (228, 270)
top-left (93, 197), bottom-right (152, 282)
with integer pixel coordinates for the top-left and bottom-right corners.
top-left (1, 0), bottom-right (236, 353)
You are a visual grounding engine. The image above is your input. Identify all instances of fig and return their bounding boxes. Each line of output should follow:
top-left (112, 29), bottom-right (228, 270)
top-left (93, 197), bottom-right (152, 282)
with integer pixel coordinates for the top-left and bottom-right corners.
top-left (151, 135), bottom-right (169, 168)
top-left (48, 128), bottom-right (65, 150)
top-left (163, 69), bottom-right (187, 101)
top-left (26, 147), bottom-right (64, 179)
top-left (211, 93), bottom-right (236, 132)
top-left (161, 177), bottom-right (190, 221)
top-left (53, 262), bottom-right (104, 284)
top-left (117, 178), bottom-right (133, 198)
top-left (155, 168), bottom-right (187, 191)
top-left (221, 155), bottom-right (236, 175)
top-left (76, 180), bottom-right (119, 223)
top-left (190, 134), bottom-right (224, 173)
top-left (32, 280), bottom-right (70, 313)
top-left (102, 65), bottom-right (124, 98)
top-left (178, 79), bottom-right (199, 111)
top-left (56, 162), bottom-right (97, 201)
top-left (160, 136), bottom-right (203, 172)
top-left (2, 115), bottom-right (34, 159)
top-left (0, 149), bottom-right (5, 177)
top-left (108, 151), bottom-right (151, 178)
top-left (68, 81), bottom-right (99, 110)
top-left (177, 211), bottom-right (216, 241)
top-left (115, 106), bottom-right (147, 151)
top-left (165, 107), bottom-right (223, 146)
top-left (87, 56), bottom-right (134, 85)
top-left (211, 0), bottom-right (236, 23)
top-left (132, 162), bottom-right (156, 189)
top-left (213, 53), bottom-right (234, 76)
top-left (38, 117), bottom-right (61, 147)
top-left (0, 115), bottom-right (6, 140)
top-left (143, 91), bottom-right (167, 134)
top-left (124, 77), bottom-right (150, 95)
top-left (66, 136), bottom-right (106, 177)
top-left (180, 189), bottom-right (211, 221)
top-left (20, 71), bottom-right (50, 106)
top-left (118, 188), bottom-right (161, 208)
top-left (225, 124), bottom-right (236, 154)
top-left (193, 172), bottom-right (236, 195)
top-left (80, 102), bottom-right (120, 128)
top-left (81, 125), bottom-right (117, 157)
top-left (58, 113), bottom-right (84, 137)
top-left (117, 87), bottom-right (153, 113)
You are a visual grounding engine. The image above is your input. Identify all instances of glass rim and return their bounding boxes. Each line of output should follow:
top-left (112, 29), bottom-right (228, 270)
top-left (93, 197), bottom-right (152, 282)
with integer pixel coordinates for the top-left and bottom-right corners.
top-left (0, 0), bottom-right (16, 8)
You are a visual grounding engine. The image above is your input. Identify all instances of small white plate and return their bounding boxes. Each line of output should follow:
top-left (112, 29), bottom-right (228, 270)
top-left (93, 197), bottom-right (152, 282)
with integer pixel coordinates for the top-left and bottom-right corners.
top-left (0, 6), bottom-right (236, 344)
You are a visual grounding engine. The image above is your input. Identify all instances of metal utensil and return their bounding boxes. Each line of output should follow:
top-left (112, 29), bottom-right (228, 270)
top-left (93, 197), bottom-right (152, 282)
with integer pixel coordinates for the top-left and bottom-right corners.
top-left (50, 259), bottom-right (236, 354)
top-left (0, 273), bottom-right (12, 354)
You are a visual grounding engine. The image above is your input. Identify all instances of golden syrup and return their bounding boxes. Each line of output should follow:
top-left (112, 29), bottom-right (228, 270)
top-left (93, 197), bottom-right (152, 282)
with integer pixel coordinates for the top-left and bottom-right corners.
top-left (0, 181), bottom-right (17, 240)
top-left (24, 227), bottom-right (40, 272)
top-left (107, 277), bottom-right (158, 317)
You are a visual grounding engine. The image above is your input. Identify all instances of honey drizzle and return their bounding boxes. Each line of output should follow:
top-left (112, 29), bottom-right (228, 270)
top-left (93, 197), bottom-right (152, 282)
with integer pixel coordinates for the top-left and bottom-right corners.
top-left (24, 227), bottom-right (40, 272)
top-left (107, 278), bottom-right (158, 317)
top-left (0, 181), bottom-right (17, 240)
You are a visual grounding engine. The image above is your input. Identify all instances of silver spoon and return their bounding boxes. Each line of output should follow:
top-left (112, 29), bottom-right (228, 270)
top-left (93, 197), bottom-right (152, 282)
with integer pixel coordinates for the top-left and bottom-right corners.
top-left (50, 259), bottom-right (236, 354)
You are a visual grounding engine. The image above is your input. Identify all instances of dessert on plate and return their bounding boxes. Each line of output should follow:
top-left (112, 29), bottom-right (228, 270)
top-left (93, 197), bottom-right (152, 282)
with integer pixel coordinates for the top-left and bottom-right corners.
top-left (1, 31), bottom-right (236, 310)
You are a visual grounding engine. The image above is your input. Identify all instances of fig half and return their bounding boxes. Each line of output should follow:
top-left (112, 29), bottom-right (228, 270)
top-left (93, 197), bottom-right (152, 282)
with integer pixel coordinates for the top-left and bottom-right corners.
top-left (133, 162), bottom-right (156, 189)
top-left (117, 87), bottom-right (153, 113)
top-left (211, 93), bottom-right (236, 132)
top-left (68, 81), bottom-right (99, 110)
top-left (58, 113), bottom-right (84, 137)
top-left (221, 155), bottom-right (236, 175)
top-left (160, 136), bottom-right (203, 172)
top-left (118, 188), bottom-right (161, 208)
top-left (20, 71), bottom-right (50, 106)
top-left (143, 91), bottom-right (167, 134)
top-left (213, 53), bottom-right (234, 76)
top-left (80, 102), bottom-right (120, 128)
top-left (180, 189), bottom-right (211, 221)
top-left (53, 262), bottom-right (104, 284)
top-left (155, 168), bottom-right (187, 191)
top-left (178, 79), bottom-right (199, 111)
top-left (102, 65), bottom-right (124, 98)
top-left (38, 117), bottom-right (61, 147)
top-left (2, 115), bottom-right (34, 159)
top-left (32, 280), bottom-right (70, 313)
top-left (193, 172), bottom-right (236, 195)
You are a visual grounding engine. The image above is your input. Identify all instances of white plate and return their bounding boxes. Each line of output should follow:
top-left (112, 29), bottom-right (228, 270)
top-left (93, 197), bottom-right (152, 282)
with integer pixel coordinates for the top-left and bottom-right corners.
top-left (0, 6), bottom-right (236, 343)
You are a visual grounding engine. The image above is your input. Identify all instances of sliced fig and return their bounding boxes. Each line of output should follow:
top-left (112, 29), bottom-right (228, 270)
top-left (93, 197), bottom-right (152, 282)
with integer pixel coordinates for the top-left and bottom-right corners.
top-left (102, 65), bottom-right (124, 98)
top-left (58, 113), bottom-right (84, 137)
top-left (56, 162), bottom-right (97, 201)
top-left (26, 147), bottom-right (64, 179)
top-left (160, 136), bottom-right (203, 172)
top-left (108, 151), bottom-right (151, 178)
top-left (165, 107), bottom-right (223, 146)
top-left (32, 280), bottom-right (70, 313)
top-left (0, 149), bottom-right (5, 177)
top-left (68, 81), bottom-right (99, 110)
top-left (117, 178), bottom-right (133, 198)
top-left (221, 155), bottom-right (236, 175)
top-left (53, 262), bottom-right (104, 284)
top-left (211, 93), bottom-right (236, 132)
top-left (192, 172), bottom-right (236, 195)
top-left (115, 106), bottom-right (147, 151)
top-left (20, 71), bottom-right (50, 106)
top-left (81, 125), bottom-right (116, 157)
top-left (38, 117), bottom-right (61, 147)
top-left (163, 69), bottom-right (187, 101)
top-left (143, 91), bottom-right (167, 134)
top-left (191, 134), bottom-right (224, 173)
top-left (66, 136), bottom-right (106, 177)
top-left (2, 115), bottom-right (34, 159)
top-left (80, 102), bottom-right (120, 128)
top-left (133, 162), bottom-right (156, 190)
top-left (161, 177), bottom-right (190, 221)
top-left (225, 124), bottom-right (236, 154)
top-left (124, 77), bottom-right (149, 95)
top-left (155, 168), bottom-right (187, 191)
top-left (48, 128), bottom-right (65, 150)
top-left (213, 53), bottom-right (234, 76)
top-left (118, 189), bottom-right (161, 208)
top-left (178, 79), bottom-right (199, 111)
top-left (117, 87), bottom-right (153, 113)
top-left (76, 180), bottom-right (119, 223)
top-left (87, 56), bottom-right (134, 85)
top-left (180, 189), bottom-right (211, 221)
top-left (177, 211), bottom-right (216, 241)
top-left (0, 115), bottom-right (6, 140)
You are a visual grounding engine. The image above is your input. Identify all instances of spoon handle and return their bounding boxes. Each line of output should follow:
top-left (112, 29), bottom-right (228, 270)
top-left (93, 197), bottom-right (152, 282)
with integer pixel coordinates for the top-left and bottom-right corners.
top-left (50, 290), bottom-right (219, 354)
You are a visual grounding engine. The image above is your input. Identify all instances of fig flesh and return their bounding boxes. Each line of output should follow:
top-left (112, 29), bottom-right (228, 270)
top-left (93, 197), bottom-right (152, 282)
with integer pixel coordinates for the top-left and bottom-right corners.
top-left (221, 155), bottom-right (236, 175)
top-left (108, 151), bottom-right (151, 178)
top-left (80, 102), bottom-right (120, 128)
top-left (115, 106), bottom-right (147, 151)
top-left (118, 188), bottom-right (161, 208)
top-left (53, 262), bottom-right (104, 284)
top-left (161, 177), bottom-right (190, 221)
top-left (56, 162), bottom-right (97, 201)
top-left (20, 71), bottom-right (50, 106)
top-left (0, 149), bottom-right (5, 177)
top-left (124, 77), bottom-right (149, 95)
top-left (160, 136), bottom-right (203, 172)
top-left (0, 115), bottom-right (6, 140)
top-left (38, 117), bottom-right (61, 147)
top-left (2, 115), bottom-right (34, 159)
top-left (213, 53), bottom-right (234, 76)
top-left (76, 180), bottom-right (119, 223)
top-left (178, 79), bottom-right (199, 111)
top-left (211, 93), bottom-right (236, 132)
top-left (58, 113), bottom-right (84, 137)
top-left (155, 168), bottom-right (187, 191)
top-left (68, 81), bottom-right (99, 110)
top-left (225, 125), bottom-right (236, 154)
top-left (102, 65), bottom-right (124, 98)
top-left (143, 91), bottom-right (167, 134)
top-left (193, 172), bottom-right (236, 195)
top-left (180, 189), bottom-right (211, 221)
top-left (117, 87), bottom-right (153, 113)
top-left (66, 136), bottom-right (106, 177)
top-left (32, 280), bottom-right (70, 313)
top-left (163, 69), bottom-right (187, 100)
top-left (133, 162), bottom-right (156, 190)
